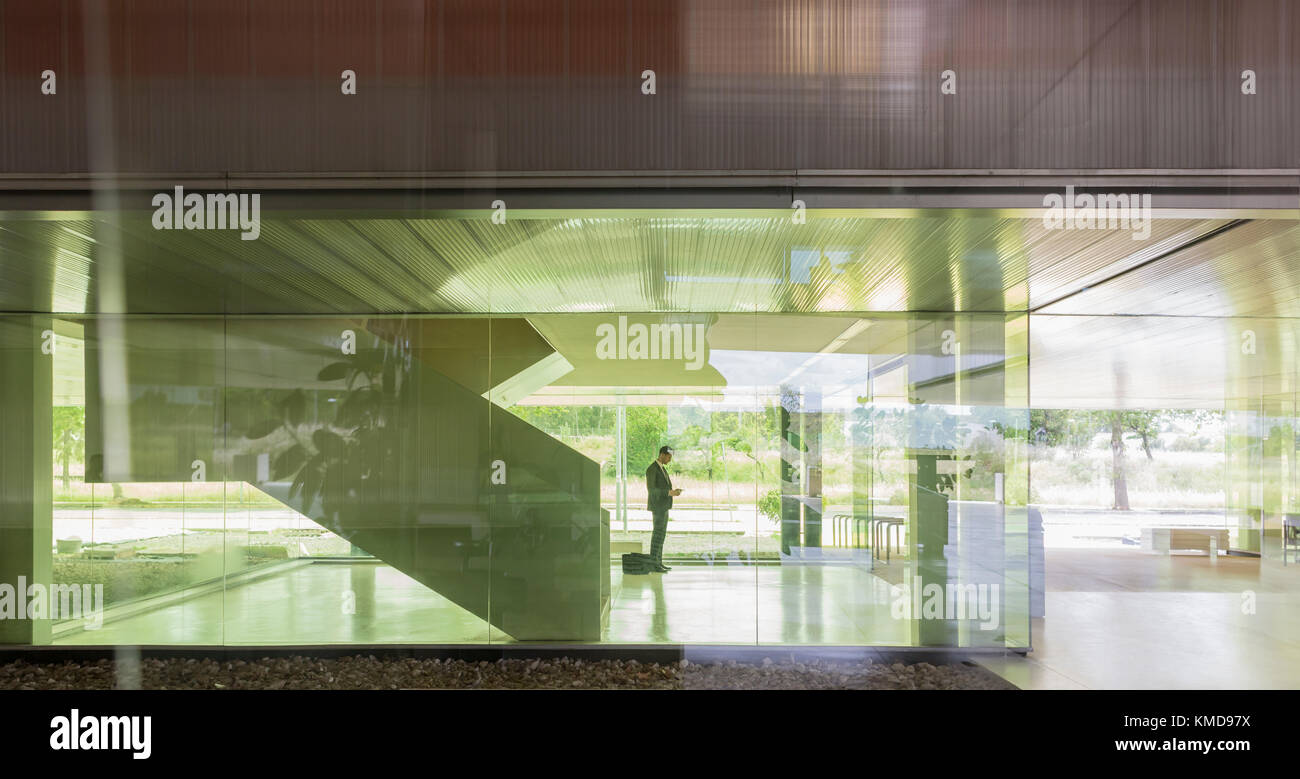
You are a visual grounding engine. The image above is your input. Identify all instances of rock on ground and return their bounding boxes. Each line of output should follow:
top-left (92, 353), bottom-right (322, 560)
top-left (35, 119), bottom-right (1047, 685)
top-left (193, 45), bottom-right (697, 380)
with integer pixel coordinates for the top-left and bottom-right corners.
top-left (0, 655), bottom-right (1013, 690)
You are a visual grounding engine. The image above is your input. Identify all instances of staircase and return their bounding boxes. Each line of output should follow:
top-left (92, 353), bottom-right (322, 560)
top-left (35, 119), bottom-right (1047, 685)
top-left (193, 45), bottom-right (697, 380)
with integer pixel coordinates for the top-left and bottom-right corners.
top-left (84, 316), bottom-right (607, 641)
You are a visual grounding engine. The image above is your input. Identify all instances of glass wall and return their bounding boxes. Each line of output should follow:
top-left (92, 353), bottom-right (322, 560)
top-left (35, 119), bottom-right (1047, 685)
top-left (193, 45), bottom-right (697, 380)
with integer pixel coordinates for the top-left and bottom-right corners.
top-left (1224, 318), bottom-right (1300, 561)
top-left (1, 310), bottom-right (1034, 648)
top-left (28, 308), bottom-right (1300, 650)
top-left (1023, 315), bottom-right (1300, 565)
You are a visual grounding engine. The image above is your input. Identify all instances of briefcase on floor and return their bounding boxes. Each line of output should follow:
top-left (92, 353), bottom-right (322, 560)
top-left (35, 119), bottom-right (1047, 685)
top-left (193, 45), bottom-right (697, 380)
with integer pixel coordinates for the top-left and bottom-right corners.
top-left (621, 552), bottom-right (654, 574)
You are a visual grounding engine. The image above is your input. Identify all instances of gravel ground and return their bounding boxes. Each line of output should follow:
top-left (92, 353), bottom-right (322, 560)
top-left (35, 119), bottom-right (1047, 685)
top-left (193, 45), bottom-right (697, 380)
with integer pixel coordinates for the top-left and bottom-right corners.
top-left (0, 655), bottom-right (1013, 690)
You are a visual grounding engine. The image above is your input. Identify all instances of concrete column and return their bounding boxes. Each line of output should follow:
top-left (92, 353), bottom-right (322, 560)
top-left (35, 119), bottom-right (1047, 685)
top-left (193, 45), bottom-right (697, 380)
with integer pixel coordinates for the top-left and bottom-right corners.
top-left (0, 316), bottom-right (53, 644)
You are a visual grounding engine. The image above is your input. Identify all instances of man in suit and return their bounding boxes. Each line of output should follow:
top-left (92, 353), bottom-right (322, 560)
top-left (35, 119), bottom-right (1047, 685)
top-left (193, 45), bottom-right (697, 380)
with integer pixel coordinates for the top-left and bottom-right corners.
top-left (645, 445), bottom-right (682, 573)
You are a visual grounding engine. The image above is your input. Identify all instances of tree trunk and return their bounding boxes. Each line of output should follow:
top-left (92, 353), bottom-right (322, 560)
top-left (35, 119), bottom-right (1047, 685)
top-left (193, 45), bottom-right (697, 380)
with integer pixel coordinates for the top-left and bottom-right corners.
top-left (60, 452), bottom-right (69, 491)
top-left (721, 443), bottom-right (731, 505)
top-left (1110, 413), bottom-right (1130, 510)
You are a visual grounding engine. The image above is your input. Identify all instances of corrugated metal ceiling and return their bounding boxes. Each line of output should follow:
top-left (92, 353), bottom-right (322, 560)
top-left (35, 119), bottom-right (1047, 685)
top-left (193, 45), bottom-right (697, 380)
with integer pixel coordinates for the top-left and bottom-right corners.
top-left (0, 212), bottom-right (1242, 315)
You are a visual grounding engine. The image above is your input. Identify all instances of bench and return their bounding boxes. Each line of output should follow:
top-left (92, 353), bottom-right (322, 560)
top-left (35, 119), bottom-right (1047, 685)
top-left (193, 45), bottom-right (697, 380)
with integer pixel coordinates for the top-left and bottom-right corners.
top-left (1140, 527), bottom-right (1228, 559)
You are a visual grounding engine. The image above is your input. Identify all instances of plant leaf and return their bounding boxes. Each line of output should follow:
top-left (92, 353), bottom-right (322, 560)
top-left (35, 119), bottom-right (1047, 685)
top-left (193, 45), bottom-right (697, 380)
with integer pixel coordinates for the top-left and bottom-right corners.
top-left (281, 389), bottom-right (307, 428)
top-left (335, 388), bottom-right (377, 429)
top-left (354, 350), bottom-right (384, 373)
top-left (300, 455), bottom-right (325, 513)
top-left (244, 418), bottom-right (282, 440)
top-left (317, 362), bottom-right (351, 382)
top-left (312, 428), bottom-right (346, 459)
top-left (289, 468), bottom-right (305, 501)
top-left (272, 444), bottom-right (306, 480)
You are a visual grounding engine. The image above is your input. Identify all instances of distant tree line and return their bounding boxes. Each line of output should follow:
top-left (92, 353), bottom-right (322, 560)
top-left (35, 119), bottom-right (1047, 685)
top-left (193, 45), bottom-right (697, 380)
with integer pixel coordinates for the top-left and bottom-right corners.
top-left (1029, 409), bottom-right (1218, 510)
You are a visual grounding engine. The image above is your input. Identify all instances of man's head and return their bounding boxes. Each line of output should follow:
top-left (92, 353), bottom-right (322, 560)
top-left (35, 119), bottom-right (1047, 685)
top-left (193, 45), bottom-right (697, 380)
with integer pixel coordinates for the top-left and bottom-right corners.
top-left (657, 445), bottom-right (673, 464)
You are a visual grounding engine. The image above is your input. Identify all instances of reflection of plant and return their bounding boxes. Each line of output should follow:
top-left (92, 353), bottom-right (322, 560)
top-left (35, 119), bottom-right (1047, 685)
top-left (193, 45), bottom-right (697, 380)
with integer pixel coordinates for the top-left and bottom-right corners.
top-left (244, 345), bottom-right (406, 531)
top-left (934, 454), bottom-right (974, 495)
top-left (853, 396), bottom-right (976, 495)
top-left (757, 488), bottom-right (782, 524)
top-left (910, 398), bottom-right (974, 495)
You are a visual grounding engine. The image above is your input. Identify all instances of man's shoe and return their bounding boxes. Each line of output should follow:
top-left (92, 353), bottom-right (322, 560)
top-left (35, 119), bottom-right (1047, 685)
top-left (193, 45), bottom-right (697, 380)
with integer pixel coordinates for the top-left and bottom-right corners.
top-left (655, 562), bottom-right (671, 572)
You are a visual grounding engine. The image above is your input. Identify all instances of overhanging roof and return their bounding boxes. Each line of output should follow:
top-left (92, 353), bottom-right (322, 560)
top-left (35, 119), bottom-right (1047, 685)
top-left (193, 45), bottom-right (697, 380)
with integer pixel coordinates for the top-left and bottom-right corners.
top-left (0, 209), bottom-right (1252, 315)
top-left (5, 207), bottom-right (1300, 411)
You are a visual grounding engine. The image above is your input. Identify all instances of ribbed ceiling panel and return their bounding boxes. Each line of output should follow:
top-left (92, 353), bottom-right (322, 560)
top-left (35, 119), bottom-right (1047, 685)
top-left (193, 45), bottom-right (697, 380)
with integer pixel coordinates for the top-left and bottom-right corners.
top-left (1039, 220), bottom-right (1300, 318)
top-left (0, 212), bottom-right (1284, 317)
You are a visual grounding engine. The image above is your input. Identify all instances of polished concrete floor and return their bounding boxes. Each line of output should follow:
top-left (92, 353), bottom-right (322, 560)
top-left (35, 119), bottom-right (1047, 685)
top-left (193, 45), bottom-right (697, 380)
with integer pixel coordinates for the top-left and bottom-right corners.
top-left (54, 547), bottom-right (1300, 690)
top-left (58, 562), bottom-right (493, 645)
top-left (979, 549), bottom-right (1300, 689)
top-left (55, 558), bottom-right (1018, 647)
top-left (609, 563), bottom-right (908, 645)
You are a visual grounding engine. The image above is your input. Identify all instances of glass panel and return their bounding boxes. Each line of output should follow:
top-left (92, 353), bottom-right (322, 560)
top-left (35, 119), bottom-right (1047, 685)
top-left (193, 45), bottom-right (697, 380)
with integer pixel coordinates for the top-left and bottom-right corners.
top-left (1023, 313), bottom-right (1298, 684)
top-left (505, 312), bottom-right (755, 643)
top-left (224, 315), bottom-right (494, 645)
top-left (6, 300), bottom-right (1033, 650)
top-left (60, 316), bottom-right (227, 644)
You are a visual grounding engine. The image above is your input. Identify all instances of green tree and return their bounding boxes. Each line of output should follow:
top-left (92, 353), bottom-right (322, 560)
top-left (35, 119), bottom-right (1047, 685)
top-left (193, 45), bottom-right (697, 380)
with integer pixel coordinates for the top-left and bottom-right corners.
top-left (510, 405), bottom-right (572, 434)
top-left (1028, 409), bottom-right (1100, 455)
top-left (625, 405), bottom-right (668, 475)
top-left (679, 419), bottom-right (752, 503)
top-left (1105, 410), bottom-right (1160, 510)
top-left (52, 406), bottom-right (85, 491)
top-left (1031, 408), bottom-right (1162, 510)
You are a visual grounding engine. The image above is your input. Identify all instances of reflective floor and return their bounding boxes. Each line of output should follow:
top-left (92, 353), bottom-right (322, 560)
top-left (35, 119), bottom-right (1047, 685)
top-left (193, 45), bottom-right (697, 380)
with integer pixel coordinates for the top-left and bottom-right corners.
top-left (57, 562), bottom-right (491, 645)
top-left (980, 550), bottom-right (1300, 689)
top-left (54, 558), bottom-right (1017, 647)
top-left (608, 564), bottom-right (908, 644)
top-left (56, 545), bottom-right (1299, 688)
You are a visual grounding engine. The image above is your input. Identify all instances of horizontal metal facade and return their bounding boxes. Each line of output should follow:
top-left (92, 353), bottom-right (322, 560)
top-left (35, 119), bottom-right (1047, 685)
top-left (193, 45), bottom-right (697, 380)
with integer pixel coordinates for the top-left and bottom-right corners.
top-left (1, 0), bottom-right (1295, 174)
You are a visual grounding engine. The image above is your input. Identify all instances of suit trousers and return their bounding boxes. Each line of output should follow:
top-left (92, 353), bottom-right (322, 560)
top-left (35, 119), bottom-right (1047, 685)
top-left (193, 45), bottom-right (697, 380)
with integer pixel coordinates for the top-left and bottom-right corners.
top-left (650, 510), bottom-right (669, 563)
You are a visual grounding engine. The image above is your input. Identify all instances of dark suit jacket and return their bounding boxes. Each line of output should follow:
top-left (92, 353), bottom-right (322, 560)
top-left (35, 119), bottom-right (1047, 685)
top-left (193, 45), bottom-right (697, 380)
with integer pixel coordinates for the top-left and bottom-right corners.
top-left (646, 460), bottom-right (673, 512)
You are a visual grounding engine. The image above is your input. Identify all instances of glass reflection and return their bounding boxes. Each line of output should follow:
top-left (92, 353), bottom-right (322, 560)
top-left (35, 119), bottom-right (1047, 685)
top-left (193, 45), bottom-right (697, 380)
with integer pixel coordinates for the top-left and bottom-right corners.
top-left (4, 311), bottom-right (1035, 649)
